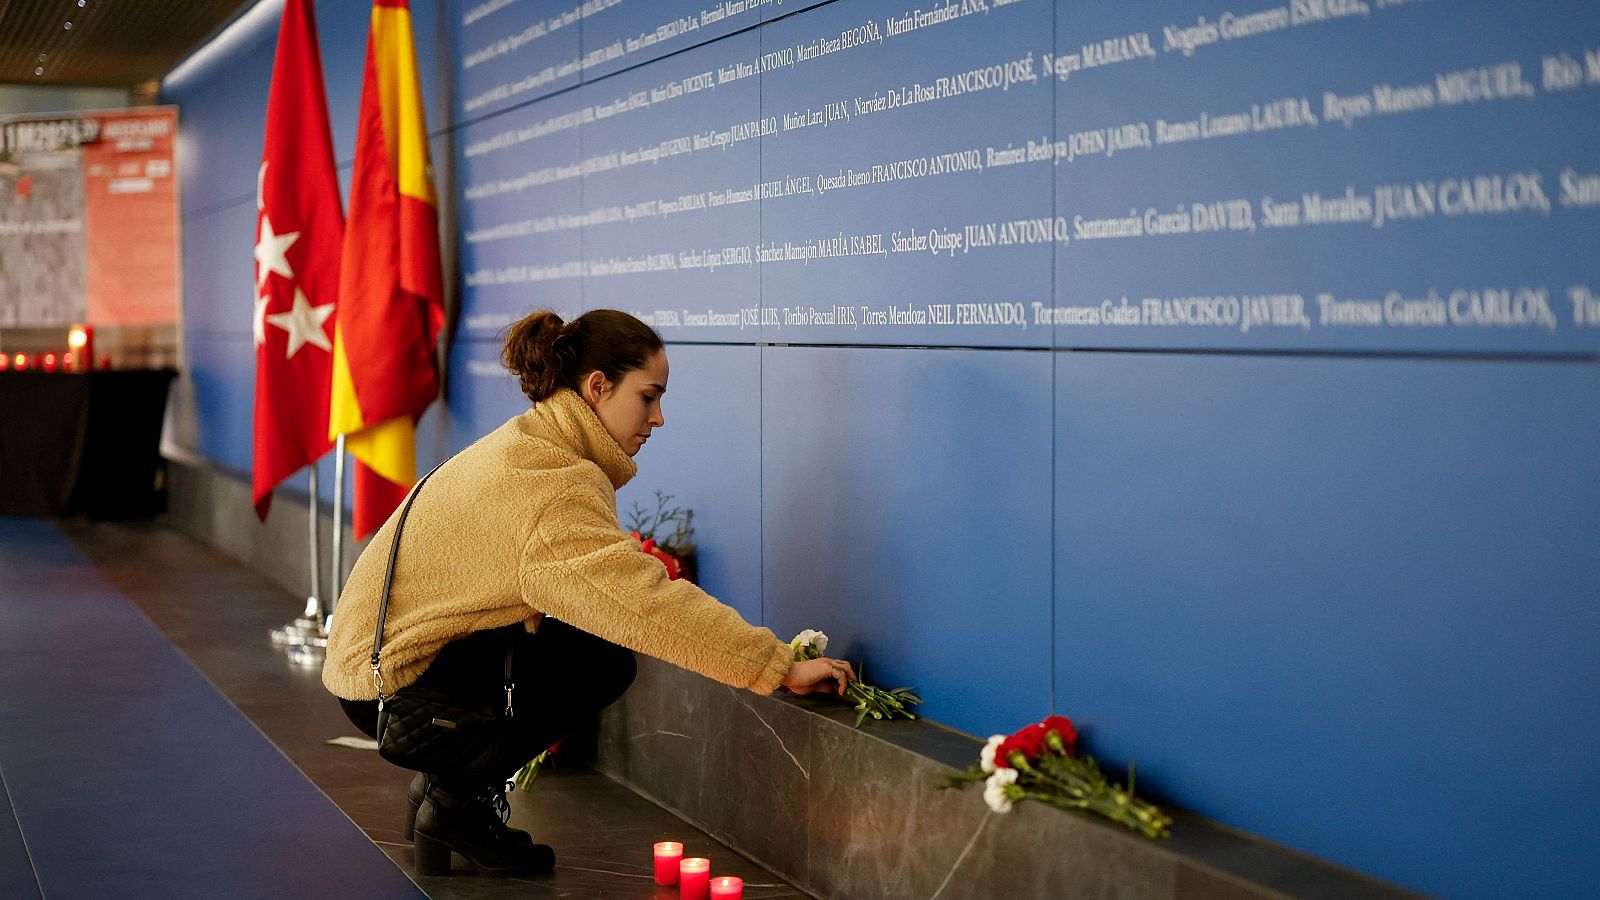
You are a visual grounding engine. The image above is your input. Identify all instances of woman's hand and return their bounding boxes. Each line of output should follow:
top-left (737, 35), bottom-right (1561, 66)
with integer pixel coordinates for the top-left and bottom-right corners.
top-left (781, 657), bottom-right (857, 697)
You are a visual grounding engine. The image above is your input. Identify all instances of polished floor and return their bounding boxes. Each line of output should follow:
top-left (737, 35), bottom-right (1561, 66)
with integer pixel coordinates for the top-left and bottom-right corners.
top-left (0, 517), bottom-right (805, 898)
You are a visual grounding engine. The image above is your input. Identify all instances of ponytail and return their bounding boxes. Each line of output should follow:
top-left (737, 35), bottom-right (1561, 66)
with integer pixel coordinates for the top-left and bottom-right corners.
top-left (502, 309), bottom-right (664, 404)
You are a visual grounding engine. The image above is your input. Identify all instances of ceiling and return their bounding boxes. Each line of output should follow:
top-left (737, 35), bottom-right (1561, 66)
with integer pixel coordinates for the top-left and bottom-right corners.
top-left (0, 0), bottom-right (253, 87)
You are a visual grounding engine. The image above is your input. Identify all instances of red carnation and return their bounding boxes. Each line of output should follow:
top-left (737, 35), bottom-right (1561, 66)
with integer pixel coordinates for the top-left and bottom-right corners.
top-left (1016, 723), bottom-right (1048, 755)
top-left (1040, 715), bottom-right (1078, 756)
top-left (630, 531), bottom-right (682, 579)
top-left (996, 723), bottom-right (1048, 766)
top-left (646, 545), bottom-right (682, 580)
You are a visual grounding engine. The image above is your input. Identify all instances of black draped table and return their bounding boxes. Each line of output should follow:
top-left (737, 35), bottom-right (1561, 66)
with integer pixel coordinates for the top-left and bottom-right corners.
top-left (0, 369), bottom-right (177, 517)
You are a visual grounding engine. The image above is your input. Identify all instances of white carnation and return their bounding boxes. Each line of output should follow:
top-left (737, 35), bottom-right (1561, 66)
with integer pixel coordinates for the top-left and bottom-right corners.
top-left (980, 734), bottom-right (1006, 774)
top-left (789, 629), bottom-right (829, 656)
top-left (983, 767), bottom-right (1018, 814)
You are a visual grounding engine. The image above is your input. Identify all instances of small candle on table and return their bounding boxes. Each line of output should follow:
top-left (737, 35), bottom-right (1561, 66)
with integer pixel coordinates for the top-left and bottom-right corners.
top-left (653, 842), bottom-right (683, 885)
top-left (679, 857), bottom-right (710, 900)
top-left (68, 325), bottom-right (92, 373)
top-left (710, 875), bottom-right (744, 899)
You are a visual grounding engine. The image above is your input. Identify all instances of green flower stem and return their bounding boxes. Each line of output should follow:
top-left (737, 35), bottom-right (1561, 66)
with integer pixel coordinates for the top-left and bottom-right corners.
top-left (1024, 789), bottom-right (1087, 809)
top-left (794, 644), bottom-right (922, 727)
top-left (941, 756), bottom-right (1170, 838)
top-left (1004, 755), bottom-right (1171, 839)
top-left (511, 748), bottom-right (553, 793)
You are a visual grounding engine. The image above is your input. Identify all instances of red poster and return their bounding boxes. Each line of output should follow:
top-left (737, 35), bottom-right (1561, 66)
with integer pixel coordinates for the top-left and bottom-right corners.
top-left (80, 107), bottom-right (180, 325)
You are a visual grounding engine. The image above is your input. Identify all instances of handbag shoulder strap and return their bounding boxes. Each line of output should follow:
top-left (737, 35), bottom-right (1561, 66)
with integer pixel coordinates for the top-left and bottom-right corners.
top-left (368, 460), bottom-right (447, 696)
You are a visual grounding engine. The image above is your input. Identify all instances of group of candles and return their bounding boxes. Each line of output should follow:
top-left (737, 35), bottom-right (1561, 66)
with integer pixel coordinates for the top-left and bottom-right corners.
top-left (0, 326), bottom-right (99, 373)
top-left (653, 842), bottom-right (743, 899)
top-left (1, 352), bottom-right (86, 372)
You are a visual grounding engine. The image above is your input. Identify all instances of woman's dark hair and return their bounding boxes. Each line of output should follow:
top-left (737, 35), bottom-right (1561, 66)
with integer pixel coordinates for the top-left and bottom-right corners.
top-left (502, 309), bottom-right (664, 403)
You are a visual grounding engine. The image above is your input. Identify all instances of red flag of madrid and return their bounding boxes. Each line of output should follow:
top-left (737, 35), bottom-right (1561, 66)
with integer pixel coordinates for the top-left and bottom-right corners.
top-left (252, 0), bottom-right (343, 519)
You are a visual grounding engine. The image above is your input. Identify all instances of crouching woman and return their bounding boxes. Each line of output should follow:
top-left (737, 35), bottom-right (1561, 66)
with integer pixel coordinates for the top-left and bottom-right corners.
top-left (321, 308), bottom-right (855, 877)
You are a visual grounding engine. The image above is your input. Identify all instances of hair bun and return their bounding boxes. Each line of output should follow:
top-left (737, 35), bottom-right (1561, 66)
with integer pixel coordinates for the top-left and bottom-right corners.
top-left (501, 308), bottom-right (663, 404)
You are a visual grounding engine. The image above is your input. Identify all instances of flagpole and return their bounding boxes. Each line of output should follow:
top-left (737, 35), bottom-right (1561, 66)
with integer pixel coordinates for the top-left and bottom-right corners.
top-left (271, 466), bottom-right (329, 665)
top-left (306, 463), bottom-right (322, 619)
top-left (329, 434), bottom-right (346, 625)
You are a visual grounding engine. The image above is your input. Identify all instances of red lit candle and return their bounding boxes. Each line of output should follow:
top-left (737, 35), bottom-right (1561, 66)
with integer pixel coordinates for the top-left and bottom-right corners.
top-left (68, 325), bottom-right (92, 372)
top-left (653, 842), bottom-right (683, 885)
top-left (13, 353), bottom-right (28, 371)
top-left (679, 857), bottom-right (710, 900)
top-left (709, 876), bottom-right (743, 899)
top-left (42, 352), bottom-right (58, 372)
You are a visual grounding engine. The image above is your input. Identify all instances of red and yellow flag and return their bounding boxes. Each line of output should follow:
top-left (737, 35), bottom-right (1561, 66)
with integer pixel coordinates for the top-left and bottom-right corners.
top-left (331, 0), bottom-right (444, 539)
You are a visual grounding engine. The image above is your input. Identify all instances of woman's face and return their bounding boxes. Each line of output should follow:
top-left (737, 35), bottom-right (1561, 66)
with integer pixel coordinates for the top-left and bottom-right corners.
top-left (581, 350), bottom-right (668, 456)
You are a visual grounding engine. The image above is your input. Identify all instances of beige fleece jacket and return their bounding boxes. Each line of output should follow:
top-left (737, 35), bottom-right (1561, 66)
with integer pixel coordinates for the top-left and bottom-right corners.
top-left (322, 388), bottom-right (793, 700)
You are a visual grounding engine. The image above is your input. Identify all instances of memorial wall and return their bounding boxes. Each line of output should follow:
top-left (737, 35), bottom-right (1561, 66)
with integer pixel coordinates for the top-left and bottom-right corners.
top-left (453, 0), bottom-right (1600, 354)
top-left (441, 6), bottom-right (1598, 894)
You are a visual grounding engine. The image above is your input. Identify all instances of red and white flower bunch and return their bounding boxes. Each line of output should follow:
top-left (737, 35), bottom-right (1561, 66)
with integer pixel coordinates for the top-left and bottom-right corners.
top-left (628, 530), bottom-right (684, 580)
top-left (511, 741), bottom-right (558, 793)
top-left (945, 715), bottom-right (1171, 839)
top-left (625, 490), bottom-right (695, 582)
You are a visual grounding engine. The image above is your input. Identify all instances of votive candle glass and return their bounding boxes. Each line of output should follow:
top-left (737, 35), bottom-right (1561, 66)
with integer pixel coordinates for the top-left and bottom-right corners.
top-left (679, 857), bottom-right (710, 900)
top-left (653, 842), bottom-right (683, 885)
top-left (709, 875), bottom-right (744, 899)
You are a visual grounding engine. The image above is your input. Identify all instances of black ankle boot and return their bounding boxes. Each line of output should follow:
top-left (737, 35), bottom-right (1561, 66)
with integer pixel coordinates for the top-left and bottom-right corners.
top-left (404, 773), bottom-right (428, 842)
top-left (412, 782), bottom-right (554, 877)
top-left (406, 774), bottom-right (533, 845)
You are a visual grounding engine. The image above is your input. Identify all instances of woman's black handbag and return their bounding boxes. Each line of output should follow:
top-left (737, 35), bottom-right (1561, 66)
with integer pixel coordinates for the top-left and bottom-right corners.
top-left (370, 464), bottom-right (517, 777)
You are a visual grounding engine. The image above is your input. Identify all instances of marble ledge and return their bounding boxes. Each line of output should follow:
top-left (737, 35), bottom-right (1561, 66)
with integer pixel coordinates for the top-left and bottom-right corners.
top-left (583, 655), bottom-right (1421, 900)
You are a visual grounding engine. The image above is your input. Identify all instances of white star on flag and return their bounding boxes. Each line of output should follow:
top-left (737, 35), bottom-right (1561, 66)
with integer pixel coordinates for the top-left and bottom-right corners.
top-left (253, 294), bottom-right (269, 346)
top-left (265, 287), bottom-right (334, 358)
top-left (254, 214), bottom-right (299, 288)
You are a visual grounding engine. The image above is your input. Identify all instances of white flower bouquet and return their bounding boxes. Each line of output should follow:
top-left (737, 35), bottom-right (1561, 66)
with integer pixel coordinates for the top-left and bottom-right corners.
top-left (789, 629), bottom-right (923, 727)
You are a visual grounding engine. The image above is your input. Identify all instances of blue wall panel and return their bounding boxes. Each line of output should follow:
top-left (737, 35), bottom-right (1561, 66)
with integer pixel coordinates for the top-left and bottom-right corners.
top-left (759, 0), bottom-right (1054, 346)
top-left (580, 0), bottom-right (758, 82)
top-left (1054, 352), bottom-right (1600, 897)
top-left (762, 346), bottom-right (1054, 736)
top-left (183, 334), bottom-right (257, 472)
top-left (180, 199), bottom-right (257, 336)
top-left (174, 62), bottom-right (275, 216)
top-left (452, 0), bottom-right (581, 121)
top-left (455, 90), bottom-right (586, 338)
top-left (1051, 0), bottom-right (1600, 354)
top-left (579, 31), bottom-right (763, 341)
top-left (761, 0), bottom-right (828, 23)
top-left (617, 344), bottom-right (763, 625)
top-left (440, 338), bottom-right (533, 451)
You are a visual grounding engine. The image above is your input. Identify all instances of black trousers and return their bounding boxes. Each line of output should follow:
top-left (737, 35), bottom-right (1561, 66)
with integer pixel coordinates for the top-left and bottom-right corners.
top-left (341, 618), bottom-right (636, 785)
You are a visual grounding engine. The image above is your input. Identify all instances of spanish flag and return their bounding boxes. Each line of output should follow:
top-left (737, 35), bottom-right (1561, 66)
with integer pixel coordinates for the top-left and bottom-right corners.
top-left (330, 0), bottom-right (444, 539)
